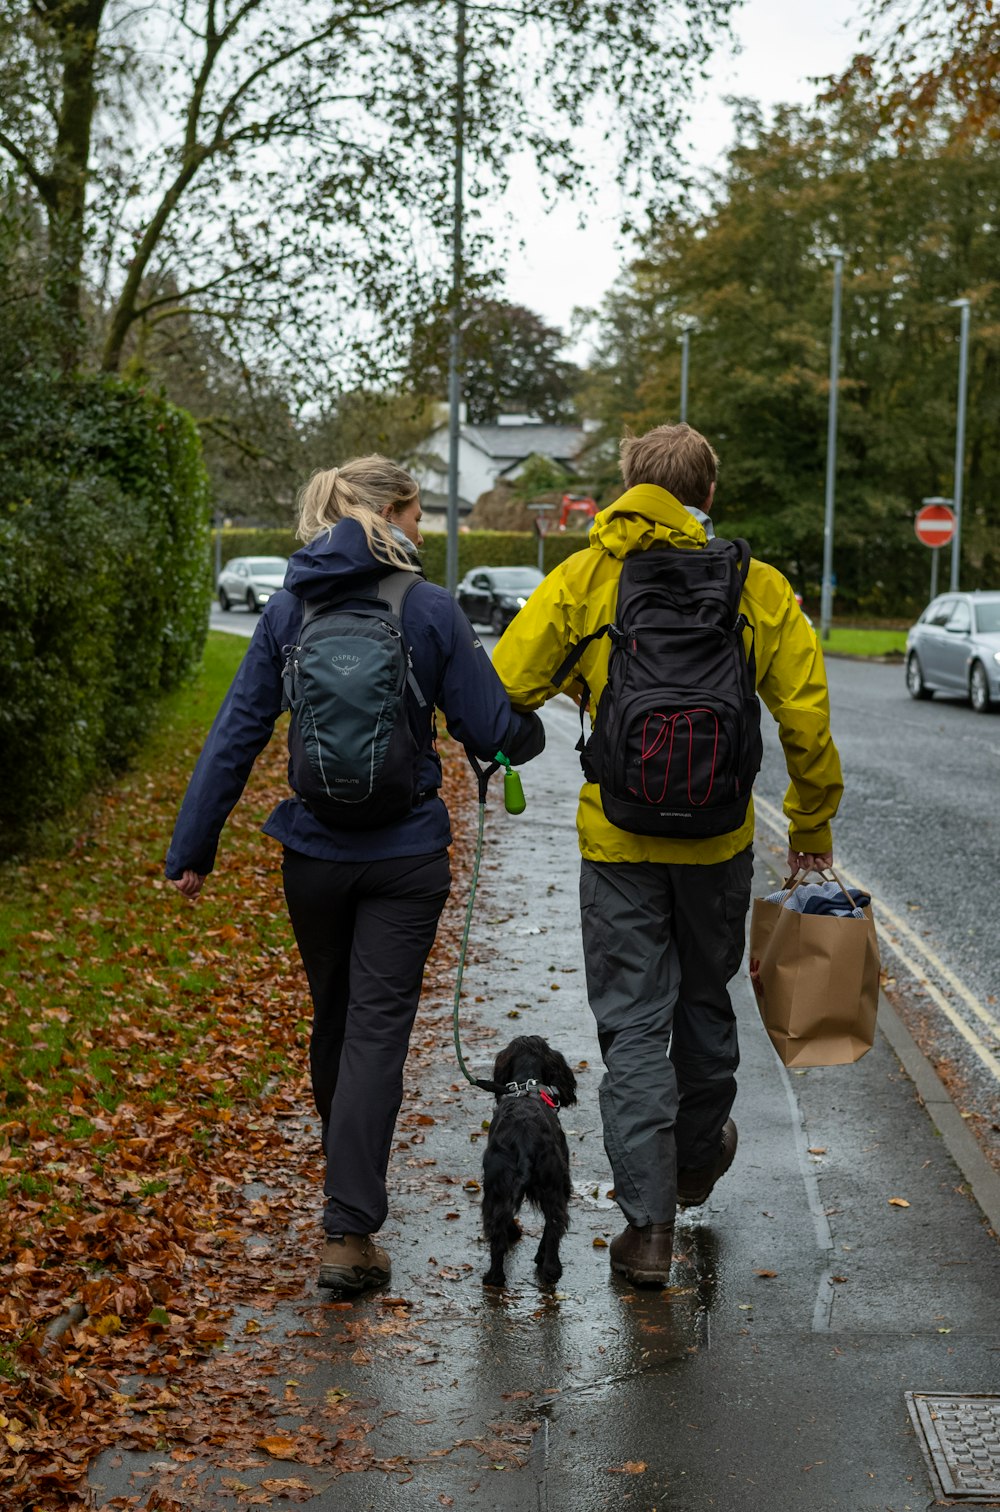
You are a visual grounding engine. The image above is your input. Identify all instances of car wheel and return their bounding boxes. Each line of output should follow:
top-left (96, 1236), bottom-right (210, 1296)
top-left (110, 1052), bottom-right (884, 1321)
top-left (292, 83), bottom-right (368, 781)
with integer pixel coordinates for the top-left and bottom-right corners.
top-left (247, 589), bottom-right (260, 613)
top-left (906, 652), bottom-right (933, 701)
top-left (218, 588), bottom-right (231, 611)
top-left (969, 660), bottom-right (993, 713)
top-left (490, 606), bottom-right (506, 636)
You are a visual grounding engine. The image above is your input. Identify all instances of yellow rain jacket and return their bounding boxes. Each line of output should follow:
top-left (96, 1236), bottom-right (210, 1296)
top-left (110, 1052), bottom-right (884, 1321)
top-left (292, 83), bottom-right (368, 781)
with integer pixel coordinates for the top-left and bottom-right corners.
top-left (492, 484), bottom-right (844, 865)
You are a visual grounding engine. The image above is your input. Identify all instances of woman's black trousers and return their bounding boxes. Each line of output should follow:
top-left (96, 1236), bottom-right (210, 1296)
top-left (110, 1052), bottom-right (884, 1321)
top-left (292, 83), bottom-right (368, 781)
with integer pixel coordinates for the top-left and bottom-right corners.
top-left (282, 847), bottom-right (451, 1236)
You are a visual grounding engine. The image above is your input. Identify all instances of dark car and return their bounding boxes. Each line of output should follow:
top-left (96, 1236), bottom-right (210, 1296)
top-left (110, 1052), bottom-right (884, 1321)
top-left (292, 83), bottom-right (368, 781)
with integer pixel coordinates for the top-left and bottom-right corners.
top-left (905, 590), bottom-right (1000, 712)
top-left (455, 566), bottom-right (544, 635)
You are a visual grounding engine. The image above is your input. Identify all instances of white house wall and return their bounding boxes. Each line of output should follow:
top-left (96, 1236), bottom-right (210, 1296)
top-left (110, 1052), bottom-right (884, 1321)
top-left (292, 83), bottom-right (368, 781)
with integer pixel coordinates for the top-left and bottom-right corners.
top-left (414, 429), bottom-right (499, 510)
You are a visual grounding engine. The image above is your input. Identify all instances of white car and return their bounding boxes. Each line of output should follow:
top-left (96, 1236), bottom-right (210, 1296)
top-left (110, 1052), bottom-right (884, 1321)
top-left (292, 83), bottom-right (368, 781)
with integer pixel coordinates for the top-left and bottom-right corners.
top-left (217, 556), bottom-right (288, 613)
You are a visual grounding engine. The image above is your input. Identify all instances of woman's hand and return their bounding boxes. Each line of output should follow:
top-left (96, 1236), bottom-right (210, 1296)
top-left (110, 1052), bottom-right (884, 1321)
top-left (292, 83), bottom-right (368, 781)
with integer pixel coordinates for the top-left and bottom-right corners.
top-left (170, 869), bottom-right (206, 900)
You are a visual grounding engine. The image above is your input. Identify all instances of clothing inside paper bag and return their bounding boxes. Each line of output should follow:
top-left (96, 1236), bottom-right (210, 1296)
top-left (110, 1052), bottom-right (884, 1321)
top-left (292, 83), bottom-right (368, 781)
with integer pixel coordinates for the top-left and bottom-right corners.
top-left (764, 880), bottom-right (870, 918)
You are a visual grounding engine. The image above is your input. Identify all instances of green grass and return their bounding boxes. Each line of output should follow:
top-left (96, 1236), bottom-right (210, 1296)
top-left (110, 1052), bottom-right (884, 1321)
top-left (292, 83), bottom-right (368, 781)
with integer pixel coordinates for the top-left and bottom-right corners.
top-left (0, 632), bottom-right (271, 1132)
top-left (820, 626), bottom-right (908, 657)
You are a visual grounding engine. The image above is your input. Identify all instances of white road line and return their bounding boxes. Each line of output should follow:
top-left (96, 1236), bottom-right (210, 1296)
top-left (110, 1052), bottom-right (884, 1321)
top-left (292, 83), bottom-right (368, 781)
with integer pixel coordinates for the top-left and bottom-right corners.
top-left (754, 794), bottom-right (1000, 1083)
top-left (773, 1058), bottom-right (837, 1331)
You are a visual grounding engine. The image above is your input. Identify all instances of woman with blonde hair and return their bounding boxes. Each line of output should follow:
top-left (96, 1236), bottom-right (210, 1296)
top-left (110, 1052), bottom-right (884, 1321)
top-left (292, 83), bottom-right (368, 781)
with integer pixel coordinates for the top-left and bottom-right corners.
top-left (167, 455), bottom-right (543, 1294)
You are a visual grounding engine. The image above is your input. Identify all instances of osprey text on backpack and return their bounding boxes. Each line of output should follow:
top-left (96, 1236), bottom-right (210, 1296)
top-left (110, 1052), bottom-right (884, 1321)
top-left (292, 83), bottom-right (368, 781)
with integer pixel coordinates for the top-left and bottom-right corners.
top-left (552, 538), bottom-right (763, 839)
top-left (281, 571), bottom-right (429, 829)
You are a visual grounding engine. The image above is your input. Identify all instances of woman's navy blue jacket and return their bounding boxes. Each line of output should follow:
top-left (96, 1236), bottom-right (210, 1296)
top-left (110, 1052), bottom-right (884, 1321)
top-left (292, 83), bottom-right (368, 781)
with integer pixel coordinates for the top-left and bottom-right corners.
top-left (166, 519), bottom-right (543, 879)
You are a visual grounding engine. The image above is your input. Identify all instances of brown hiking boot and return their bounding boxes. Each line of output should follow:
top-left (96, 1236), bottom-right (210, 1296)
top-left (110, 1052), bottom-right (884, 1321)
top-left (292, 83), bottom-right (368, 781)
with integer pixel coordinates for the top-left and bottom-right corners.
top-left (609, 1222), bottom-right (675, 1286)
top-left (677, 1117), bottom-right (738, 1210)
top-left (318, 1233), bottom-right (390, 1295)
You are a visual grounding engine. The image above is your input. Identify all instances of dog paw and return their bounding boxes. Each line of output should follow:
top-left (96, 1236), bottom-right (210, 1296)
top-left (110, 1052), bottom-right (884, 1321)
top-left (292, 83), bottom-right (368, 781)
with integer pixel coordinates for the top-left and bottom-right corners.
top-left (483, 1270), bottom-right (505, 1289)
top-left (536, 1261), bottom-right (562, 1286)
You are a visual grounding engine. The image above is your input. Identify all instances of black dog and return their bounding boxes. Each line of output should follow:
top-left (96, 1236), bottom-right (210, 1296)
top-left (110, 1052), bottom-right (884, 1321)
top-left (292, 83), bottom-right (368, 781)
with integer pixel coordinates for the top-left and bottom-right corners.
top-left (481, 1035), bottom-right (577, 1289)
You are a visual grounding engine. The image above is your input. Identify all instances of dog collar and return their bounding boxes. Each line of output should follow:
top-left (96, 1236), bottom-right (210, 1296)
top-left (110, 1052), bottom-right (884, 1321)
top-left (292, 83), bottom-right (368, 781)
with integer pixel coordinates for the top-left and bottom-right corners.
top-left (501, 1079), bottom-right (560, 1109)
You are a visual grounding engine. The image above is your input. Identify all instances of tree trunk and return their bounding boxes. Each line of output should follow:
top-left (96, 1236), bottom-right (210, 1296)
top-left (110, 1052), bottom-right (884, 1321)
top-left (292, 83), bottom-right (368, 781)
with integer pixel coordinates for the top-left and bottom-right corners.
top-left (41, 0), bottom-right (107, 372)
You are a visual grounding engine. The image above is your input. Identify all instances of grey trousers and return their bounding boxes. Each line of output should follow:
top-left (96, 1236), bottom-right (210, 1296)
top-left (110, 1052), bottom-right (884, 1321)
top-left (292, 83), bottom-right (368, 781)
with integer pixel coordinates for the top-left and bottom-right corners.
top-left (579, 847), bottom-right (753, 1227)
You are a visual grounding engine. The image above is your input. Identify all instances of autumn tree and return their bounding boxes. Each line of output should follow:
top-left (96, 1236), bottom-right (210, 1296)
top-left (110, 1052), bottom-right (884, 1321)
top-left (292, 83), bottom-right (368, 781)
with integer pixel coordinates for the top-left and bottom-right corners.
top-left (834, 0), bottom-right (1000, 143)
top-left (583, 91), bottom-right (1000, 611)
top-left (410, 298), bottom-right (579, 424)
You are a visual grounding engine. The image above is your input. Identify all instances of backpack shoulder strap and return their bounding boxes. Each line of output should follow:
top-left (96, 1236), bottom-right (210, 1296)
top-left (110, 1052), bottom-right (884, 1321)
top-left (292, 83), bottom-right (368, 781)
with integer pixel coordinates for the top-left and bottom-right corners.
top-left (376, 567), bottom-right (424, 618)
top-left (551, 623), bottom-right (612, 688)
top-left (378, 569), bottom-right (428, 709)
top-left (708, 534), bottom-right (752, 587)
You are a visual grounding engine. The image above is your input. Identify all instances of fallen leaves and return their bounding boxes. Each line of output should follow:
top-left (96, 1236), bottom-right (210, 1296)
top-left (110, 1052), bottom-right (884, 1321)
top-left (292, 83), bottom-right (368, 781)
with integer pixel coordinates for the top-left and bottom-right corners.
top-left (888, 1197), bottom-right (911, 1208)
top-left (257, 1436), bottom-right (305, 1461)
top-left (605, 1460), bottom-right (648, 1474)
top-left (260, 1478), bottom-right (318, 1501)
top-left (0, 724), bottom-right (481, 1509)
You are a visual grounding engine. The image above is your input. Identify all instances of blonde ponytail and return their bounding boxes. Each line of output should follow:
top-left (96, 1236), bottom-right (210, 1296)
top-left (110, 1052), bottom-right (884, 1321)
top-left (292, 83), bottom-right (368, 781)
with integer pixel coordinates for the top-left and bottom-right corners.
top-left (296, 454), bottom-right (420, 572)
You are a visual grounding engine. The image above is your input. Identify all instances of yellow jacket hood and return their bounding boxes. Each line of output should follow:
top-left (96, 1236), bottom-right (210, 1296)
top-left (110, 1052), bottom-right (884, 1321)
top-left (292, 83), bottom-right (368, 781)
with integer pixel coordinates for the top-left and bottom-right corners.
top-left (590, 485), bottom-right (708, 558)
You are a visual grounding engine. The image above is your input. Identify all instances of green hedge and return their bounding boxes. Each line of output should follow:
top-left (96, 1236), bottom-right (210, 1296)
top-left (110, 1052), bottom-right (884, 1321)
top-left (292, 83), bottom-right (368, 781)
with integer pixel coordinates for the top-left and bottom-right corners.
top-left (214, 526), bottom-right (595, 587)
top-left (0, 375), bottom-right (212, 852)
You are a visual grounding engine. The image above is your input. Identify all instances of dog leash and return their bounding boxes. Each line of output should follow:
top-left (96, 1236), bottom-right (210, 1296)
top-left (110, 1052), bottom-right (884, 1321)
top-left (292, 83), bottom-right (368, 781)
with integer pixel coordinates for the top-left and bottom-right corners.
top-left (452, 751), bottom-right (525, 1096)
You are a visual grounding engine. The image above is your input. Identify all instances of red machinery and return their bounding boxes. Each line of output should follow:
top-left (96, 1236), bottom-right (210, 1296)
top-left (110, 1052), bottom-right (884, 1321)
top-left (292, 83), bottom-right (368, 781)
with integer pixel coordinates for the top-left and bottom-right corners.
top-left (558, 492), bottom-right (598, 531)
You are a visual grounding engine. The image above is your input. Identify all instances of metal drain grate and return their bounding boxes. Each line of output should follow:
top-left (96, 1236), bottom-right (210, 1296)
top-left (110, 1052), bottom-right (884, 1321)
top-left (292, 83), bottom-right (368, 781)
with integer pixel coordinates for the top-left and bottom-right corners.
top-left (906, 1394), bottom-right (1000, 1504)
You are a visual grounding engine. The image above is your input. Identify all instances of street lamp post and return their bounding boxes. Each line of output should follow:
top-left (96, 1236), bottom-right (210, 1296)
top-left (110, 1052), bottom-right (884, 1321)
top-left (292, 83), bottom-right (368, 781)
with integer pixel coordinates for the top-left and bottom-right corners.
top-left (820, 249), bottom-right (844, 643)
top-left (677, 317), bottom-right (695, 423)
top-left (948, 298), bottom-right (971, 592)
top-left (445, 0), bottom-right (467, 598)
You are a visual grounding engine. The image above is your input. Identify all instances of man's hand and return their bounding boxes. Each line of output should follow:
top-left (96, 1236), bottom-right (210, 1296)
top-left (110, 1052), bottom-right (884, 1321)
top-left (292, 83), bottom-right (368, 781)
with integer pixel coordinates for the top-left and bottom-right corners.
top-left (169, 869), bottom-right (206, 900)
top-left (786, 848), bottom-right (833, 878)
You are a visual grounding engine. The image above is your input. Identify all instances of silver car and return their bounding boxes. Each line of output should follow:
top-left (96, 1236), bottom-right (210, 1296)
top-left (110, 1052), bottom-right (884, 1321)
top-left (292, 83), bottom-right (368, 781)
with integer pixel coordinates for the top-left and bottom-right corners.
top-left (905, 590), bottom-right (1000, 713)
top-left (217, 556), bottom-right (288, 613)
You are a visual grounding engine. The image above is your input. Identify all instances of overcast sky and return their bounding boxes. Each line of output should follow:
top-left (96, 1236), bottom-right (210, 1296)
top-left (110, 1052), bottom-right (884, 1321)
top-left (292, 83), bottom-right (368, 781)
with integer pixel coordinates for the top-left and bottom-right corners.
top-left (496, 0), bottom-right (866, 334)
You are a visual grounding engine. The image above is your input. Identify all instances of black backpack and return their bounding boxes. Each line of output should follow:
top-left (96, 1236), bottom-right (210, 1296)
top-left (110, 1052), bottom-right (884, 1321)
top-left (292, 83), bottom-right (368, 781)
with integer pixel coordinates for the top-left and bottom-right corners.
top-left (281, 570), bottom-right (428, 829)
top-left (552, 538), bottom-right (763, 839)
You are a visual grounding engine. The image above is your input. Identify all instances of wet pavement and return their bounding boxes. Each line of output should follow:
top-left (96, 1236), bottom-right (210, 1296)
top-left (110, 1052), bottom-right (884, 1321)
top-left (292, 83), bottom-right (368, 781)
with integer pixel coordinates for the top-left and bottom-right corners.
top-left (91, 697), bottom-right (1000, 1510)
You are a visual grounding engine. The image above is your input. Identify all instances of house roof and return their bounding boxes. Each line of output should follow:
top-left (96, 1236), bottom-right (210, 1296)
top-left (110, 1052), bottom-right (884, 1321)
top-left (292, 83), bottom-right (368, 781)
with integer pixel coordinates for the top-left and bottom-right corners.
top-left (464, 423), bottom-right (585, 462)
top-left (426, 421), bottom-right (586, 464)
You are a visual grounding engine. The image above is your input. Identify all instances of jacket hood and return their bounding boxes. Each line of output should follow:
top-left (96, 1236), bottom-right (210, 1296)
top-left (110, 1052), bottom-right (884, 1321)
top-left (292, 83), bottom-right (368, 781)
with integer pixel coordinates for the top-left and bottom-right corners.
top-left (590, 484), bottom-right (708, 559)
top-left (283, 517), bottom-right (420, 600)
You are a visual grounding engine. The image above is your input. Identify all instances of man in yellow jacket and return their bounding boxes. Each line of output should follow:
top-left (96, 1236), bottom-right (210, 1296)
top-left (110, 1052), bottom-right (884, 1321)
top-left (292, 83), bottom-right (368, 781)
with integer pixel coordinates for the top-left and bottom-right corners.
top-left (492, 423), bottom-right (844, 1285)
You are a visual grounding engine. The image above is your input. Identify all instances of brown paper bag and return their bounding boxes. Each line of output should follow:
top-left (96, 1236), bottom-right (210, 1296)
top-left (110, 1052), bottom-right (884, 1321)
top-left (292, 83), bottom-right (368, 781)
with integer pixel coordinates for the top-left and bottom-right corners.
top-left (748, 872), bottom-right (881, 1067)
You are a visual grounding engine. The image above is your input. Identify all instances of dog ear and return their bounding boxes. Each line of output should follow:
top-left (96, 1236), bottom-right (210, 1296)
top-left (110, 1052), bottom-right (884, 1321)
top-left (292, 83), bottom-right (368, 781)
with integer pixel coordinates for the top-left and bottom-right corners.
top-left (547, 1049), bottom-right (578, 1108)
top-left (492, 1041), bottom-right (517, 1087)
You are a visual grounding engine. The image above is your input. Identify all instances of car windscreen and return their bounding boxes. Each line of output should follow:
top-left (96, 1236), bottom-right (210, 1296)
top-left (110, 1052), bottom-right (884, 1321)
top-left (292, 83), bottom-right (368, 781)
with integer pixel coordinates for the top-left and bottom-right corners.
top-left (490, 569), bottom-right (542, 591)
top-left (974, 601), bottom-right (1000, 633)
top-left (247, 558), bottom-right (288, 573)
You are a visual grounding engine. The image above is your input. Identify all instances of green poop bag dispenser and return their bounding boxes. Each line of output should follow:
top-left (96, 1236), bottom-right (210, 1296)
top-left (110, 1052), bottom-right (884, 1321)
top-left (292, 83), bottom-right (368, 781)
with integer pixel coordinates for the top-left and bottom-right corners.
top-left (494, 751), bottom-right (526, 815)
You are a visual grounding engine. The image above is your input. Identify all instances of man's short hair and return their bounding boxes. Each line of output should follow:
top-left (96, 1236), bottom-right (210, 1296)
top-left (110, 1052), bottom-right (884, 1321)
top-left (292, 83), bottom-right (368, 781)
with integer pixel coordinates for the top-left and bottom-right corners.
top-left (619, 423), bottom-right (719, 510)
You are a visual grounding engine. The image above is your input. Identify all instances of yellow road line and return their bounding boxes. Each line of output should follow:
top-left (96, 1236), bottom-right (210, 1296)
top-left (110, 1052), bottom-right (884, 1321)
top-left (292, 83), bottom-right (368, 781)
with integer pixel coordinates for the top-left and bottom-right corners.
top-left (754, 794), bottom-right (1000, 1082)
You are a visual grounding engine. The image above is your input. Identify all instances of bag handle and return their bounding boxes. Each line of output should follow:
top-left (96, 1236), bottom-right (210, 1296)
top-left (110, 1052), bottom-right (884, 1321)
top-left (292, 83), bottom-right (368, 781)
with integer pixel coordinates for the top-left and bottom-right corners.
top-left (784, 863), bottom-right (852, 892)
top-left (781, 864), bottom-right (865, 914)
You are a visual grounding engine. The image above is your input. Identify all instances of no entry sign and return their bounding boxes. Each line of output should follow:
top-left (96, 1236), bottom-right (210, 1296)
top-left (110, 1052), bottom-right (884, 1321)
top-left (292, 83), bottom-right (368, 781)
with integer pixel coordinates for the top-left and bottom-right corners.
top-left (915, 503), bottom-right (956, 548)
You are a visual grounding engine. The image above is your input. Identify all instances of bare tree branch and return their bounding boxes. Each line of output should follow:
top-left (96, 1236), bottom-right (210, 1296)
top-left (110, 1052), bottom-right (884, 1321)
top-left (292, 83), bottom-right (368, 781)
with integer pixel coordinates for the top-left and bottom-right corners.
top-left (131, 260), bottom-right (263, 317)
top-left (0, 127), bottom-right (55, 204)
top-left (196, 414), bottom-right (279, 462)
